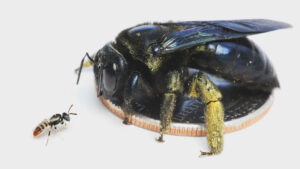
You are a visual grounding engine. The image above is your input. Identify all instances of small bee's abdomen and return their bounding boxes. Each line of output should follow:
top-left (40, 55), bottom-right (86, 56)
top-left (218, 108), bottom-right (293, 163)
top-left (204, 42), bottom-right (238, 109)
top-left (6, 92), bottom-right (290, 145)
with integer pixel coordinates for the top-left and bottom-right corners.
top-left (33, 119), bottom-right (49, 136)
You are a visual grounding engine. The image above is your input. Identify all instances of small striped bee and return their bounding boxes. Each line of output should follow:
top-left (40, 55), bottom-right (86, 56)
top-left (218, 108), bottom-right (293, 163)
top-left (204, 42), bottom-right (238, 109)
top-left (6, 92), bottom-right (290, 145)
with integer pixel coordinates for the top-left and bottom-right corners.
top-left (33, 104), bottom-right (77, 145)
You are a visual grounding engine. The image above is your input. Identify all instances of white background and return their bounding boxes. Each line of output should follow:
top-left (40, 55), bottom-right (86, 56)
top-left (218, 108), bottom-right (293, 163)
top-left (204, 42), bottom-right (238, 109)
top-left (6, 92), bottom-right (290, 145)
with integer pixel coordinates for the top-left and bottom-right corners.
top-left (0, 0), bottom-right (299, 168)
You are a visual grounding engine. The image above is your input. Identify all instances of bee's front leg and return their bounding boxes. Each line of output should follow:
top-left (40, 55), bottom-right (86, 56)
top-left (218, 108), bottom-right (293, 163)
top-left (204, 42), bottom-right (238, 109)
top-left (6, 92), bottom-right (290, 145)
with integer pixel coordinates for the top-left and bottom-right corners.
top-left (157, 70), bottom-right (183, 142)
top-left (123, 72), bottom-right (156, 124)
top-left (187, 72), bottom-right (224, 156)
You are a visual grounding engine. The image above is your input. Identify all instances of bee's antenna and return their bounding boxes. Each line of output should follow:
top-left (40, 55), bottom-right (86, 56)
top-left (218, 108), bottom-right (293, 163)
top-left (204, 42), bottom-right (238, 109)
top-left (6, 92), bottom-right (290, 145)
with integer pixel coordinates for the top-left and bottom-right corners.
top-left (67, 104), bottom-right (73, 113)
top-left (76, 52), bottom-right (95, 85)
top-left (67, 104), bottom-right (77, 115)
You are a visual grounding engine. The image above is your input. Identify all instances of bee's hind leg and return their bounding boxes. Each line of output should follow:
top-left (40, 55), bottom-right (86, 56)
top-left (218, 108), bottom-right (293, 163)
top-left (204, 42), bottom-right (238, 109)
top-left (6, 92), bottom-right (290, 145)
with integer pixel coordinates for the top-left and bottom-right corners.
top-left (186, 72), bottom-right (224, 156)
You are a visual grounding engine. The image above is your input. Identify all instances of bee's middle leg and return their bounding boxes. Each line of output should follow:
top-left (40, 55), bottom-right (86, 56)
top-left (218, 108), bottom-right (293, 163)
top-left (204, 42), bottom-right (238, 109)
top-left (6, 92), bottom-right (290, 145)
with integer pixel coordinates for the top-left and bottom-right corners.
top-left (157, 70), bottom-right (183, 142)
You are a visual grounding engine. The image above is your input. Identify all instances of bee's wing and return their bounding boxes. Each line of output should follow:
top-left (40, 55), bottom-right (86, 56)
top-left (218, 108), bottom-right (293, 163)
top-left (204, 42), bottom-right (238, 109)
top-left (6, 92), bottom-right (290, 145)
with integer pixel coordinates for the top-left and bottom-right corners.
top-left (157, 19), bottom-right (291, 54)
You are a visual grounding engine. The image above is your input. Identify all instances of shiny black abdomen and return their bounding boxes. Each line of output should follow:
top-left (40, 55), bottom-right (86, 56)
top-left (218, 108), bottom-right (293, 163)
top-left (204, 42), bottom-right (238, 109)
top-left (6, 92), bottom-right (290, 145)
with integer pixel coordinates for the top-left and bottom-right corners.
top-left (189, 38), bottom-right (279, 91)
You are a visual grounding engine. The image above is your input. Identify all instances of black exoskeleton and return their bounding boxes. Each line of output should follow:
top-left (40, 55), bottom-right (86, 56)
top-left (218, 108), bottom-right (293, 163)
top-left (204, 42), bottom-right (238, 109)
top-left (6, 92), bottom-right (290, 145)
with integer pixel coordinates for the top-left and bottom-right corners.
top-left (76, 19), bottom-right (290, 155)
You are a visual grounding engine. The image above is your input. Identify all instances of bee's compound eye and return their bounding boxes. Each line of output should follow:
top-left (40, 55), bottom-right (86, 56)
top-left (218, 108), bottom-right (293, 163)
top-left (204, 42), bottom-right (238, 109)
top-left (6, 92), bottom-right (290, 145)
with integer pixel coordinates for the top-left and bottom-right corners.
top-left (103, 65), bottom-right (117, 92)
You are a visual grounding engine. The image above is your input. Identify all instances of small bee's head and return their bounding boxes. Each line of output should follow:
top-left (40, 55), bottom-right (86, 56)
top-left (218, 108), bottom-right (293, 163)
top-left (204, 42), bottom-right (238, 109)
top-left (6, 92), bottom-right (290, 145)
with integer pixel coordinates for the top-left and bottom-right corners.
top-left (62, 105), bottom-right (77, 122)
top-left (62, 112), bottom-right (70, 121)
top-left (95, 43), bottom-right (128, 99)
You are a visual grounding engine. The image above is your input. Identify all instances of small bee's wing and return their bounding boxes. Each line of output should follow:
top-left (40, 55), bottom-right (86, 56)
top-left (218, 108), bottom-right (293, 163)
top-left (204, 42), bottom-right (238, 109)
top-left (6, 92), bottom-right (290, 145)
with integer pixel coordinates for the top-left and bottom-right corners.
top-left (156, 19), bottom-right (291, 54)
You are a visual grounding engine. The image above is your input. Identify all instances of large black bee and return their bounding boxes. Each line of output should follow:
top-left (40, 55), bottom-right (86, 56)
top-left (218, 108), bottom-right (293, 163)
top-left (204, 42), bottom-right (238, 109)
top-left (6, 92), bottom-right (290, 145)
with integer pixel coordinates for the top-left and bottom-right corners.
top-left (76, 19), bottom-right (290, 156)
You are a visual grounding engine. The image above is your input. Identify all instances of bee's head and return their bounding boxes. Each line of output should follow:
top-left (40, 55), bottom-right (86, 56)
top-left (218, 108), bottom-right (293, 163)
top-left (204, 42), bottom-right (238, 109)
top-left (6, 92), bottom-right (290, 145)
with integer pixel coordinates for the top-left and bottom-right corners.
top-left (95, 43), bottom-right (128, 99)
top-left (62, 104), bottom-right (77, 122)
top-left (62, 112), bottom-right (70, 121)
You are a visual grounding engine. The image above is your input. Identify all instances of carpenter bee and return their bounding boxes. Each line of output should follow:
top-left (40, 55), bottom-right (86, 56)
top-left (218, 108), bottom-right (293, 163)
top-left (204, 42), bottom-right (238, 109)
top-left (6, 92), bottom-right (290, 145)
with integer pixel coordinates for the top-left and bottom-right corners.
top-left (76, 19), bottom-right (290, 156)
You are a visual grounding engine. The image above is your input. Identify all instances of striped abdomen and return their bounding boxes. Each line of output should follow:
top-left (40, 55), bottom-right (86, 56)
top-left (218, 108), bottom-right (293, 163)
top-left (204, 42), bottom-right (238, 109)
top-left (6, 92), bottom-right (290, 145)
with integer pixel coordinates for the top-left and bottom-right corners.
top-left (33, 119), bottom-right (50, 136)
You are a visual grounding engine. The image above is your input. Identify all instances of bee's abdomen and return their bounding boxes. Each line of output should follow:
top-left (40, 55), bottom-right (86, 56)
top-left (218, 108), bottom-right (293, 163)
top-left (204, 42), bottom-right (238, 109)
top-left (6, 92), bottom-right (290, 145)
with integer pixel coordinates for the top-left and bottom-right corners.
top-left (33, 119), bottom-right (49, 136)
top-left (190, 38), bottom-right (279, 91)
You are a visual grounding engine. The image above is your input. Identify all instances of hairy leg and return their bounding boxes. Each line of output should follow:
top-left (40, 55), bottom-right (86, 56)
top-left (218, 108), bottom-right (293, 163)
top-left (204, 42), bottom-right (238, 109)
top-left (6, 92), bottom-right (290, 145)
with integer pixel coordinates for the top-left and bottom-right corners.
top-left (187, 72), bottom-right (224, 156)
top-left (157, 70), bottom-right (183, 142)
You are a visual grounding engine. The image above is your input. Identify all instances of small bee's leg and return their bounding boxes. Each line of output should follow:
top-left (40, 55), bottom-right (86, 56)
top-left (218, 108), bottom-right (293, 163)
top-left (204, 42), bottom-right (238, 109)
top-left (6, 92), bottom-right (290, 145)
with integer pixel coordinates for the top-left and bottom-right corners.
top-left (60, 121), bottom-right (66, 130)
top-left (157, 70), bottom-right (183, 142)
top-left (55, 123), bottom-right (65, 141)
top-left (76, 52), bottom-right (95, 84)
top-left (186, 72), bottom-right (224, 156)
top-left (123, 72), bottom-right (157, 125)
top-left (62, 121), bottom-right (67, 129)
top-left (45, 129), bottom-right (52, 146)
